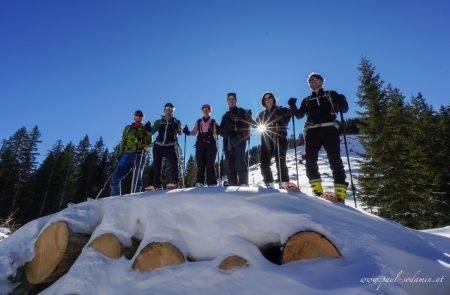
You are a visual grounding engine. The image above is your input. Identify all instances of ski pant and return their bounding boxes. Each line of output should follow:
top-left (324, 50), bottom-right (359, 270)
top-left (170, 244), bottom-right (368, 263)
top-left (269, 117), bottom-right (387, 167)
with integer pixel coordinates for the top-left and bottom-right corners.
top-left (153, 143), bottom-right (180, 187)
top-left (224, 137), bottom-right (248, 186)
top-left (260, 134), bottom-right (289, 184)
top-left (110, 151), bottom-right (147, 196)
top-left (195, 140), bottom-right (218, 185)
top-left (304, 126), bottom-right (347, 186)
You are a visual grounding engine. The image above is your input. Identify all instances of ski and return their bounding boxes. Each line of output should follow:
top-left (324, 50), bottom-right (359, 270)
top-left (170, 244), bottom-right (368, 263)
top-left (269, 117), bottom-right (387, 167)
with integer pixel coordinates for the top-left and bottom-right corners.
top-left (322, 191), bottom-right (345, 204)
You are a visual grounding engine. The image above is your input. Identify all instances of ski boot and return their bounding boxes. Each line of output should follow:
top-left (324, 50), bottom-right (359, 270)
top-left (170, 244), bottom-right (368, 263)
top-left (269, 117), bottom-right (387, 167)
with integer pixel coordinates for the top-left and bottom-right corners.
top-left (310, 181), bottom-right (323, 197)
top-left (334, 185), bottom-right (347, 204)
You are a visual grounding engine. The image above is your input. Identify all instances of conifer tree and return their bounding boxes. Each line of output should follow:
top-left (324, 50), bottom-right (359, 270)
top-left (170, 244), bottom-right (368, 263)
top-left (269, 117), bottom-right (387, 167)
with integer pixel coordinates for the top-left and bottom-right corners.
top-left (185, 155), bottom-right (197, 187)
top-left (355, 57), bottom-right (387, 210)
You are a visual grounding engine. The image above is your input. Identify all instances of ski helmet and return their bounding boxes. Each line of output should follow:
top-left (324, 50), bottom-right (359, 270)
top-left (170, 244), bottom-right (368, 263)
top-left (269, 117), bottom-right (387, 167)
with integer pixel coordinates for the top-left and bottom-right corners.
top-left (307, 72), bottom-right (324, 83)
top-left (261, 92), bottom-right (277, 107)
top-left (164, 102), bottom-right (175, 111)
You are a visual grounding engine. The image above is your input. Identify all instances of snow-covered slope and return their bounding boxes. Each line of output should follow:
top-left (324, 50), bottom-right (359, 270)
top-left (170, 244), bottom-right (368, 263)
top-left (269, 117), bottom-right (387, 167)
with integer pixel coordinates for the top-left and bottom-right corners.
top-left (1, 187), bottom-right (449, 294)
top-left (250, 135), bottom-right (362, 206)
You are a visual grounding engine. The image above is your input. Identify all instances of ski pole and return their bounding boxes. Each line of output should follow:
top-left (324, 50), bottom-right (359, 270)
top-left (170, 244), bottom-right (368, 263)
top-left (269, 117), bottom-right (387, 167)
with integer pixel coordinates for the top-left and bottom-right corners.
top-left (130, 151), bottom-right (138, 194)
top-left (220, 140), bottom-right (224, 186)
top-left (95, 156), bottom-right (121, 200)
top-left (216, 140), bottom-right (221, 186)
top-left (183, 134), bottom-right (187, 188)
top-left (275, 123), bottom-right (282, 186)
top-left (132, 149), bottom-right (145, 193)
top-left (291, 115), bottom-right (300, 188)
top-left (247, 128), bottom-right (251, 185)
top-left (95, 173), bottom-right (113, 200)
top-left (340, 112), bottom-right (357, 208)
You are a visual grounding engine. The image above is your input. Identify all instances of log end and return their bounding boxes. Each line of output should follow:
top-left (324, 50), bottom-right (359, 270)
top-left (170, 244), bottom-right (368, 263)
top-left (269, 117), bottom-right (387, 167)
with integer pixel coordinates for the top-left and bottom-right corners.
top-left (281, 231), bottom-right (341, 264)
top-left (218, 255), bottom-right (249, 271)
top-left (25, 221), bottom-right (69, 284)
top-left (89, 233), bottom-right (122, 259)
top-left (132, 242), bottom-right (185, 272)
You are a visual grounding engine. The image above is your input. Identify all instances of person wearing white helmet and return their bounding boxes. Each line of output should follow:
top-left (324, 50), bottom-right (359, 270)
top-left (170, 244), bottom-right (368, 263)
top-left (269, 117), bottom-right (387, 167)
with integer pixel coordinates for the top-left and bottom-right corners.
top-left (288, 73), bottom-right (349, 203)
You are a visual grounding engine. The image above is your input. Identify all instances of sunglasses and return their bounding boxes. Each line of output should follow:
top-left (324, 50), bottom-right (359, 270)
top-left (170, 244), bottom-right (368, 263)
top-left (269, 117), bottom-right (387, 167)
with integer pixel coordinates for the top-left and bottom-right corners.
top-left (309, 78), bottom-right (321, 83)
top-left (202, 107), bottom-right (210, 111)
top-left (134, 114), bottom-right (143, 117)
top-left (165, 107), bottom-right (174, 110)
top-left (264, 96), bottom-right (274, 100)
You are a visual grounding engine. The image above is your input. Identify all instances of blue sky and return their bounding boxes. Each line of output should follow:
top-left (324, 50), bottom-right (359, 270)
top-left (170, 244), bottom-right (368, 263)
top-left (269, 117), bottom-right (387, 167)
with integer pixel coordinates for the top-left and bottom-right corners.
top-left (1, 0), bottom-right (449, 161)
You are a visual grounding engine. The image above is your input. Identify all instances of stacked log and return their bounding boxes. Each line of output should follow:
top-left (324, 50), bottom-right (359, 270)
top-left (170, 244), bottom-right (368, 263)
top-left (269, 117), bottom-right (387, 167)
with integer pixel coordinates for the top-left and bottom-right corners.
top-left (25, 221), bottom-right (90, 285)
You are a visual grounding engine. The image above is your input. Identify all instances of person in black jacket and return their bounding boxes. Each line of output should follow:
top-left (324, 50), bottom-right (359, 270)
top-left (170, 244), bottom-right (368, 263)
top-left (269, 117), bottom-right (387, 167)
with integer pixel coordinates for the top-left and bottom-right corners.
top-left (150, 102), bottom-right (182, 190)
top-left (219, 92), bottom-right (252, 186)
top-left (289, 72), bottom-right (349, 203)
top-left (256, 92), bottom-right (292, 188)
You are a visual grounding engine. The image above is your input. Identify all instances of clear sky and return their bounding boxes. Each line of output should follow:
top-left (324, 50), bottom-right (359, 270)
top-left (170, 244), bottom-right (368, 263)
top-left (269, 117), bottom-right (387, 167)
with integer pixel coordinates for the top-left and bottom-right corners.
top-left (1, 0), bottom-right (449, 161)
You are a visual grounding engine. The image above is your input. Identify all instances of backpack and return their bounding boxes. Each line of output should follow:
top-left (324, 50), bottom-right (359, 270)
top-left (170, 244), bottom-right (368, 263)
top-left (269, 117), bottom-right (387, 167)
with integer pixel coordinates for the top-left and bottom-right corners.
top-left (196, 118), bottom-right (217, 143)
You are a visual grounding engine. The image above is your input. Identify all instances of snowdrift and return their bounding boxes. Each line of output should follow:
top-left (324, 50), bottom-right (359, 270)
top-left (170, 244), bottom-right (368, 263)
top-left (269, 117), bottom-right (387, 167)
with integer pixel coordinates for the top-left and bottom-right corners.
top-left (1, 187), bottom-right (449, 294)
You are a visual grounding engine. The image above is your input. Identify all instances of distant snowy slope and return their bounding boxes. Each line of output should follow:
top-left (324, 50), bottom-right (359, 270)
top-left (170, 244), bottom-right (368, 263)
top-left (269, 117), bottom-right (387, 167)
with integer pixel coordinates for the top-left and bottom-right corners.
top-left (1, 187), bottom-right (449, 294)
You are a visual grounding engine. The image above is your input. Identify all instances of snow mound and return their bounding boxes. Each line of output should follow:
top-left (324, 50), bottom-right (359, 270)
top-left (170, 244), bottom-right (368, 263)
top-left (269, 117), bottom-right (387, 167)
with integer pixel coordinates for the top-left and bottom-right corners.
top-left (1, 187), bottom-right (449, 294)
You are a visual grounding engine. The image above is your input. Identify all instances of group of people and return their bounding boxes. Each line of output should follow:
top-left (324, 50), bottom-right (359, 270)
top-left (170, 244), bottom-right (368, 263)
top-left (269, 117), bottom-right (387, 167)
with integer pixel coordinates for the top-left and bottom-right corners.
top-left (109, 72), bottom-right (349, 203)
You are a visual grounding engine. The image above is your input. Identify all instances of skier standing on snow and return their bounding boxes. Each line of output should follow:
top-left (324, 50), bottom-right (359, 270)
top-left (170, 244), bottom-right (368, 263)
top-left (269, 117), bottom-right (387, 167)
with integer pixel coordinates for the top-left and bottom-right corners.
top-left (219, 92), bottom-right (252, 186)
top-left (110, 110), bottom-right (152, 196)
top-left (288, 72), bottom-right (349, 203)
top-left (150, 103), bottom-right (182, 190)
top-left (183, 104), bottom-right (219, 187)
top-left (256, 92), bottom-right (292, 188)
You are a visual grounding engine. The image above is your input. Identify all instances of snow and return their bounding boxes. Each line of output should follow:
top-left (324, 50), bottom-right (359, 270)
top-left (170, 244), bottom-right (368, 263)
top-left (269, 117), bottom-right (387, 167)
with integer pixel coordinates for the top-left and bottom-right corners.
top-left (0, 135), bottom-right (449, 294)
top-left (249, 135), bottom-right (363, 207)
top-left (423, 226), bottom-right (450, 238)
top-left (1, 188), bottom-right (450, 294)
top-left (0, 228), bottom-right (10, 242)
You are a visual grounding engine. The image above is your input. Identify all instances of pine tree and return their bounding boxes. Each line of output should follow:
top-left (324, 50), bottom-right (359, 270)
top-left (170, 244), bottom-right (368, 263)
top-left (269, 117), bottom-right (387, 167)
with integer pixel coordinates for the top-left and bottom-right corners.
top-left (355, 57), bottom-right (387, 210)
top-left (0, 126), bottom-right (41, 221)
top-left (185, 155), bottom-right (197, 187)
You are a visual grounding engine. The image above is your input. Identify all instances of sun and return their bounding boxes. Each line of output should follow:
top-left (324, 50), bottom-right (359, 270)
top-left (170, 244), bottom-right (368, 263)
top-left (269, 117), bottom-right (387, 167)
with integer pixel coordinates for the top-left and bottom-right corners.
top-left (256, 124), bottom-right (267, 134)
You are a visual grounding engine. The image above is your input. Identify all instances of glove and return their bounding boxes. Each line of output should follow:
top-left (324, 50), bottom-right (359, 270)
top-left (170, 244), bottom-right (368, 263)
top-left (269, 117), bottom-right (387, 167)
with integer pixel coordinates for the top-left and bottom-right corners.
top-left (288, 97), bottom-right (297, 108)
top-left (333, 103), bottom-right (340, 113)
top-left (182, 125), bottom-right (190, 135)
top-left (144, 121), bottom-right (151, 132)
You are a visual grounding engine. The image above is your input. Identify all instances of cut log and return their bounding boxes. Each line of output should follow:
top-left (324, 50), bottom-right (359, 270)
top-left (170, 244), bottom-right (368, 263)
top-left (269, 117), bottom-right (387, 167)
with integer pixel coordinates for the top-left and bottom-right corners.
top-left (132, 242), bottom-right (185, 272)
top-left (281, 231), bottom-right (341, 264)
top-left (88, 233), bottom-right (122, 259)
top-left (218, 255), bottom-right (249, 271)
top-left (25, 221), bottom-right (90, 284)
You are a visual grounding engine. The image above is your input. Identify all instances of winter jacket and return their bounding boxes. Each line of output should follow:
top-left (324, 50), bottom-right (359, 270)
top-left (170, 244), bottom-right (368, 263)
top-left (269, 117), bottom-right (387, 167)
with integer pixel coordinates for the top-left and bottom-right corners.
top-left (119, 123), bottom-right (152, 155)
top-left (256, 105), bottom-right (292, 145)
top-left (219, 107), bottom-right (252, 139)
top-left (294, 89), bottom-right (348, 125)
top-left (151, 116), bottom-right (182, 146)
